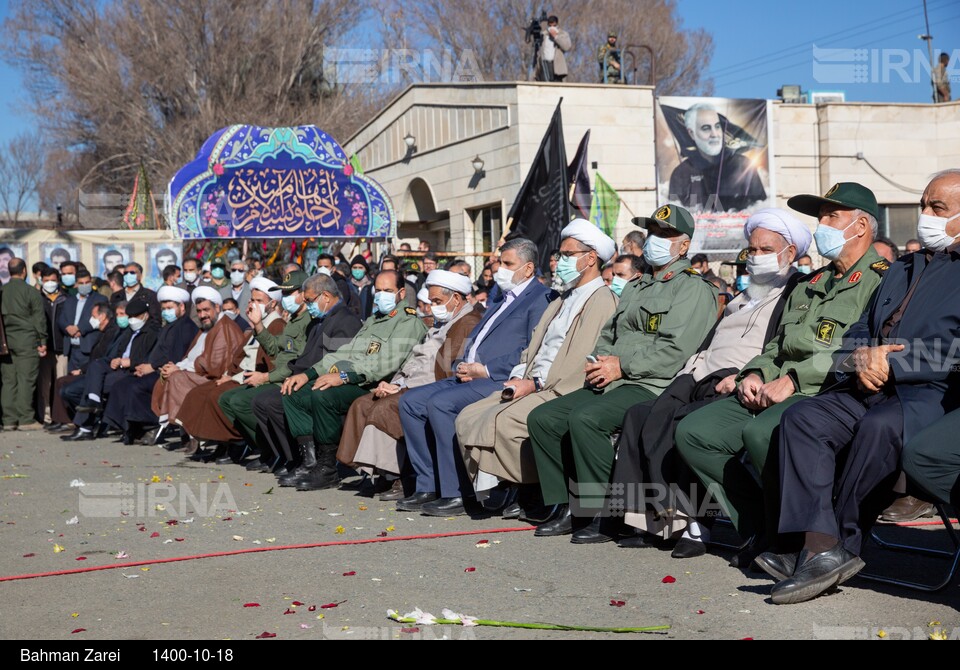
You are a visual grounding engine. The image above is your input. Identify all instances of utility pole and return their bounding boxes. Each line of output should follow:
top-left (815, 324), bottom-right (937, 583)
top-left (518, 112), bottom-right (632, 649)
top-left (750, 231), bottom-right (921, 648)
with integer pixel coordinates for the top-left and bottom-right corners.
top-left (920, 0), bottom-right (938, 103)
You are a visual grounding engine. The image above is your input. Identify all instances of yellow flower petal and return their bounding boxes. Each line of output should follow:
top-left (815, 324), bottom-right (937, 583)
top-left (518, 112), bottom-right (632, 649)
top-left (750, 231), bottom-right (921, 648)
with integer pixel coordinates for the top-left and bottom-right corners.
top-left (151, 475), bottom-right (161, 483)
top-left (877, 630), bottom-right (887, 638)
top-left (53, 544), bottom-right (65, 553)
top-left (71, 613), bottom-right (79, 618)
top-left (930, 630), bottom-right (948, 641)
top-left (335, 525), bottom-right (346, 535)
top-left (358, 505), bottom-right (368, 511)
top-left (386, 525), bottom-right (395, 532)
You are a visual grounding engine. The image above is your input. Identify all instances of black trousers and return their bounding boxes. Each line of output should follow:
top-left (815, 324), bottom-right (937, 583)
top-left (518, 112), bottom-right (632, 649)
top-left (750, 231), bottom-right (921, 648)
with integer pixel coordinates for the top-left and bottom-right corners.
top-left (74, 359), bottom-right (127, 427)
top-left (608, 370), bottom-right (735, 520)
top-left (253, 386), bottom-right (298, 464)
top-left (778, 388), bottom-right (902, 555)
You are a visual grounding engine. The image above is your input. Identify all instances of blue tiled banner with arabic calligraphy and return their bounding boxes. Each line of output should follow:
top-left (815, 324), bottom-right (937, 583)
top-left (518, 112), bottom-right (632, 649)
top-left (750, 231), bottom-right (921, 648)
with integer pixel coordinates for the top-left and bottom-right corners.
top-left (166, 125), bottom-right (395, 240)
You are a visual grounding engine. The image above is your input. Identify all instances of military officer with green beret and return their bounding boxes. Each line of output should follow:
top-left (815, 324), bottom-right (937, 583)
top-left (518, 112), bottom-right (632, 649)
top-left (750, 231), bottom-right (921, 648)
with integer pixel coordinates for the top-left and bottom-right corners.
top-left (529, 205), bottom-right (719, 536)
top-left (675, 182), bottom-right (887, 561)
top-left (598, 32), bottom-right (623, 84)
top-left (278, 269), bottom-right (428, 491)
top-left (218, 270), bottom-right (313, 453)
top-left (0, 257), bottom-right (48, 430)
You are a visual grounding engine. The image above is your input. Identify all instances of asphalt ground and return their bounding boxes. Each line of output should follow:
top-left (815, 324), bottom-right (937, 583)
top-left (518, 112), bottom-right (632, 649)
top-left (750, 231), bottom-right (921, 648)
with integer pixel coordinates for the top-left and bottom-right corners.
top-left (0, 430), bottom-right (958, 641)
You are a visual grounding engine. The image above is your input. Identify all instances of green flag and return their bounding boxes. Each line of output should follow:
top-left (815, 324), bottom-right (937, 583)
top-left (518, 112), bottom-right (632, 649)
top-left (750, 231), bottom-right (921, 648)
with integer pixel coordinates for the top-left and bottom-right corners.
top-left (589, 172), bottom-right (619, 236)
top-left (349, 153), bottom-right (364, 177)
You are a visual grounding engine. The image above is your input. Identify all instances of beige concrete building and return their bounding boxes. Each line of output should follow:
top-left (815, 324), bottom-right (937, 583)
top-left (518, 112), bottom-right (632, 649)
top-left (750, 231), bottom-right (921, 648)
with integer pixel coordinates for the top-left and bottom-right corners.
top-left (344, 82), bottom-right (960, 266)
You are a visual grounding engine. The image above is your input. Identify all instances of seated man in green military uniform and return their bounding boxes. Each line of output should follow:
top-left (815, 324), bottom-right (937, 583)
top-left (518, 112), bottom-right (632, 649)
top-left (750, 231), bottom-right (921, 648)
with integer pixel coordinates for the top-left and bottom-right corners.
top-left (675, 183), bottom-right (887, 566)
top-left (528, 205), bottom-right (719, 536)
top-left (277, 270), bottom-right (428, 491)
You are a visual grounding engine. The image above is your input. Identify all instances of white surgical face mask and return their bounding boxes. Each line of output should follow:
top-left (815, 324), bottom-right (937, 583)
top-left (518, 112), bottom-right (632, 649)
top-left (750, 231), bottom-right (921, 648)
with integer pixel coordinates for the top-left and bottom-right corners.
top-left (183, 271), bottom-right (198, 284)
top-left (230, 270), bottom-right (245, 285)
top-left (917, 211), bottom-right (960, 252)
top-left (430, 295), bottom-right (457, 322)
top-left (128, 317), bottom-right (146, 332)
top-left (494, 265), bottom-right (525, 292)
top-left (745, 248), bottom-right (788, 286)
top-left (88, 316), bottom-right (102, 330)
top-left (642, 235), bottom-right (677, 268)
top-left (42, 281), bottom-right (59, 294)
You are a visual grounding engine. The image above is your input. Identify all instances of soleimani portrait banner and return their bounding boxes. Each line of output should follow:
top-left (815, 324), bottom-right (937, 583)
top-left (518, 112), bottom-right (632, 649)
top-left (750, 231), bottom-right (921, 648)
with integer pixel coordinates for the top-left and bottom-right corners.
top-left (655, 97), bottom-right (776, 254)
top-left (167, 125), bottom-right (395, 240)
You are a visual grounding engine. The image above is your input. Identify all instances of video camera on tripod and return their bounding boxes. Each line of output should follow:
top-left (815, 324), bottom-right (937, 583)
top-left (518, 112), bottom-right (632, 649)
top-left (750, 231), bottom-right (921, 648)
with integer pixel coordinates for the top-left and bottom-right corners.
top-left (524, 10), bottom-right (550, 72)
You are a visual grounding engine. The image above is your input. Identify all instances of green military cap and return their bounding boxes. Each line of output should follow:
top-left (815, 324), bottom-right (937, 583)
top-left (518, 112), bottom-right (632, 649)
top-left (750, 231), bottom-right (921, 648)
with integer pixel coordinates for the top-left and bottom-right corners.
top-left (787, 182), bottom-right (879, 221)
top-left (278, 270), bottom-right (308, 294)
top-left (608, 32), bottom-right (617, 38)
top-left (403, 259), bottom-right (421, 274)
top-left (722, 248), bottom-right (750, 266)
top-left (210, 258), bottom-right (227, 269)
top-left (633, 204), bottom-right (697, 238)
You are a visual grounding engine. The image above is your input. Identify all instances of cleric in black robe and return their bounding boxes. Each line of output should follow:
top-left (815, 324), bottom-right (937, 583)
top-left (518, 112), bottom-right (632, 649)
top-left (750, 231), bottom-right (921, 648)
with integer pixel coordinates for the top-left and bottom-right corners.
top-left (102, 286), bottom-right (198, 434)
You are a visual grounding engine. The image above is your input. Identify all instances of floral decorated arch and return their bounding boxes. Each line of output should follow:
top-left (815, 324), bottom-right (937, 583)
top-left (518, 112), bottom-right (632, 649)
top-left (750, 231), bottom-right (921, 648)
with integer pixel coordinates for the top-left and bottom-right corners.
top-left (166, 125), bottom-right (394, 240)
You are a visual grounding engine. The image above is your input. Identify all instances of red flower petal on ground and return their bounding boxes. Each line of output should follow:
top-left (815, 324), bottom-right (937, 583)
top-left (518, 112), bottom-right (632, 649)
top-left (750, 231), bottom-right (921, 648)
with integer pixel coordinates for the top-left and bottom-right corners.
top-left (150, 532), bottom-right (160, 538)
top-left (222, 517), bottom-right (233, 521)
top-left (243, 603), bottom-right (260, 608)
top-left (697, 610), bottom-right (706, 615)
top-left (401, 627), bottom-right (420, 634)
top-left (320, 601), bottom-right (346, 609)
top-left (662, 575), bottom-right (677, 584)
top-left (343, 571), bottom-right (356, 576)
top-left (377, 532), bottom-right (387, 537)
top-left (166, 520), bottom-right (178, 526)
top-left (71, 628), bottom-right (87, 634)
top-left (22, 553), bottom-right (34, 558)
top-left (255, 631), bottom-right (276, 639)
top-left (175, 538), bottom-right (184, 542)
top-left (292, 601), bottom-right (304, 606)
top-left (741, 637), bottom-right (754, 641)
top-left (75, 557), bottom-right (86, 561)
top-left (476, 540), bottom-right (489, 545)
top-left (283, 609), bottom-right (296, 615)
top-left (308, 606), bottom-right (316, 612)
top-left (610, 600), bottom-right (626, 607)
top-left (464, 567), bottom-right (476, 573)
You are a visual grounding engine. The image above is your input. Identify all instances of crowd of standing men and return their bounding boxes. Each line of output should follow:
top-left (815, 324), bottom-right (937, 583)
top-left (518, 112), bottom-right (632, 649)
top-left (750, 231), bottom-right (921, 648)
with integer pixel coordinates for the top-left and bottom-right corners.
top-left (1, 170), bottom-right (959, 607)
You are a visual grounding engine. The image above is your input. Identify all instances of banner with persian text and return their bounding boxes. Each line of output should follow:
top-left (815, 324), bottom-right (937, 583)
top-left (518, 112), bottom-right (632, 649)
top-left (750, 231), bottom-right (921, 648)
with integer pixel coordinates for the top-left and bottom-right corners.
top-left (166, 125), bottom-right (395, 240)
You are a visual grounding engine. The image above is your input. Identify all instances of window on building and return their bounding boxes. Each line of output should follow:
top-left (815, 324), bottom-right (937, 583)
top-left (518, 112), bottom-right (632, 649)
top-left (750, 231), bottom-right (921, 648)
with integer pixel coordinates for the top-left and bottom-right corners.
top-left (469, 204), bottom-right (503, 255)
top-left (881, 204), bottom-right (920, 248)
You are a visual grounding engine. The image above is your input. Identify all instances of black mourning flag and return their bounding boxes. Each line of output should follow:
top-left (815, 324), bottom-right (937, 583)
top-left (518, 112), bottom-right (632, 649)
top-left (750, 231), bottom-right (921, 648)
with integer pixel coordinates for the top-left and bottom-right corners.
top-left (568, 129), bottom-right (591, 219)
top-left (505, 100), bottom-right (570, 276)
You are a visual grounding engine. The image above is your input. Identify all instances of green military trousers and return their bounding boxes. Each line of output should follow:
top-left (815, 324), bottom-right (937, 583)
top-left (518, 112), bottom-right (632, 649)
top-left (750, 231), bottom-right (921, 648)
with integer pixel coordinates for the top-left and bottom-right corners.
top-left (218, 384), bottom-right (276, 447)
top-left (1, 349), bottom-right (40, 427)
top-left (281, 384), bottom-right (369, 446)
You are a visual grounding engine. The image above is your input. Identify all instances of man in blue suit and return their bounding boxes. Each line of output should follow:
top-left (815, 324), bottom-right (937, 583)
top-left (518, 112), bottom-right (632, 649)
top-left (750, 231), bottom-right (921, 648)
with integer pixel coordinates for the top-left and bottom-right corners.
top-left (397, 238), bottom-right (554, 516)
top-left (59, 269), bottom-right (107, 372)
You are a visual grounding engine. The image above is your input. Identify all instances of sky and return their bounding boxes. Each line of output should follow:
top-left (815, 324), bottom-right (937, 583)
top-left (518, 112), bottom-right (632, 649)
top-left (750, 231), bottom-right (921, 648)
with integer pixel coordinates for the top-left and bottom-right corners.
top-left (0, 0), bottom-right (956, 149)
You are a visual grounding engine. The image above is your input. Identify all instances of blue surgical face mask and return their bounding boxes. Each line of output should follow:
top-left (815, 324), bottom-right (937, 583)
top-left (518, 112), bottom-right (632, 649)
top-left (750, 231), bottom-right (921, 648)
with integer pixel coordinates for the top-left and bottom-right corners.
top-left (61, 274), bottom-right (76, 287)
top-left (642, 235), bottom-right (677, 268)
top-left (306, 296), bottom-right (328, 319)
top-left (555, 254), bottom-right (584, 286)
top-left (76, 283), bottom-right (93, 297)
top-left (374, 291), bottom-right (398, 314)
top-left (161, 308), bottom-right (178, 324)
top-left (116, 315), bottom-right (129, 329)
top-left (123, 272), bottom-right (138, 288)
top-left (351, 268), bottom-right (367, 281)
top-left (211, 267), bottom-right (225, 280)
top-left (610, 275), bottom-right (629, 297)
top-left (797, 265), bottom-right (812, 275)
top-left (281, 293), bottom-right (300, 314)
top-left (814, 220), bottom-right (857, 261)
top-left (736, 275), bottom-right (751, 292)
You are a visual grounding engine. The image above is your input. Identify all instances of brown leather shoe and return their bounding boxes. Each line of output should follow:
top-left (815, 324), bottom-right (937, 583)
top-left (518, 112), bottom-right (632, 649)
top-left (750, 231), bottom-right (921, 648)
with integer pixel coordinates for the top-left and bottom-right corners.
top-left (379, 480), bottom-right (405, 502)
top-left (879, 495), bottom-right (936, 524)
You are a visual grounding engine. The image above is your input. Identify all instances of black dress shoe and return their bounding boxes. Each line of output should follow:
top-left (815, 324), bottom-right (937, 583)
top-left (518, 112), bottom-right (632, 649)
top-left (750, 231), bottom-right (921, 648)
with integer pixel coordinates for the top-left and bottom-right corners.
top-left (215, 456), bottom-right (234, 465)
top-left (571, 515), bottom-right (623, 545)
top-left (754, 551), bottom-right (799, 582)
top-left (396, 492), bottom-right (438, 512)
top-left (244, 458), bottom-right (264, 471)
top-left (421, 497), bottom-right (466, 517)
top-left (379, 480), bottom-right (406, 502)
top-left (671, 537), bottom-right (707, 559)
top-left (44, 422), bottom-right (65, 432)
top-left (770, 544), bottom-right (865, 605)
top-left (534, 505), bottom-right (575, 537)
top-left (121, 430), bottom-right (135, 446)
top-left (729, 539), bottom-right (768, 570)
top-left (501, 502), bottom-right (522, 520)
top-left (61, 428), bottom-right (95, 442)
top-left (617, 529), bottom-right (658, 549)
top-left (519, 504), bottom-right (558, 524)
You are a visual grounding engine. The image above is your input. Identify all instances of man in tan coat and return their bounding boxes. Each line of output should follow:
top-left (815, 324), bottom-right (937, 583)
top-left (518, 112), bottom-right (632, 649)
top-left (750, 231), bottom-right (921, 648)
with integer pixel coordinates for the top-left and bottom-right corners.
top-left (457, 219), bottom-right (618, 518)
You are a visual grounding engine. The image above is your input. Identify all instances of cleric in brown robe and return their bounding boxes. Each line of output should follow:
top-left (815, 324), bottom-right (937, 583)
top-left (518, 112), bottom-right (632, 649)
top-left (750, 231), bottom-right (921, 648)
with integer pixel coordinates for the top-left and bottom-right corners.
top-left (175, 278), bottom-right (285, 443)
top-left (151, 286), bottom-right (245, 426)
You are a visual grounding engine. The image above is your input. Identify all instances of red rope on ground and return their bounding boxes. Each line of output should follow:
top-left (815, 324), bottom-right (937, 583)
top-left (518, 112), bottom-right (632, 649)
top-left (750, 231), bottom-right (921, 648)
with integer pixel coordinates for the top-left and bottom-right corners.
top-left (0, 526), bottom-right (535, 583)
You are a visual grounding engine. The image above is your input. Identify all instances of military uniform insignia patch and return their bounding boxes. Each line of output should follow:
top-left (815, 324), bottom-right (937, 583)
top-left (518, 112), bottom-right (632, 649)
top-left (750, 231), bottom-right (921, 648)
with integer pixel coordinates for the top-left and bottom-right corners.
top-left (737, 248), bottom-right (750, 264)
top-left (366, 341), bottom-right (381, 355)
top-left (809, 273), bottom-right (823, 285)
top-left (329, 365), bottom-right (339, 374)
top-left (655, 205), bottom-right (671, 221)
top-left (405, 307), bottom-right (417, 316)
top-left (848, 271), bottom-right (862, 284)
top-left (285, 338), bottom-right (294, 351)
top-left (646, 313), bottom-right (662, 333)
top-left (388, 310), bottom-right (398, 318)
top-left (815, 318), bottom-right (838, 346)
top-left (870, 260), bottom-right (890, 274)
top-left (662, 272), bottom-right (674, 281)
top-left (825, 183), bottom-right (840, 197)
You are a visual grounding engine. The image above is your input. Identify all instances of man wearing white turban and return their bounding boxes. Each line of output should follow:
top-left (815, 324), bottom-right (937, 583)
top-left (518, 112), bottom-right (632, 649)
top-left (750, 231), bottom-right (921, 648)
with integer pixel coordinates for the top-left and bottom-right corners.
top-left (456, 220), bottom-right (619, 520)
top-left (590, 208), bottom-right (809, 553)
